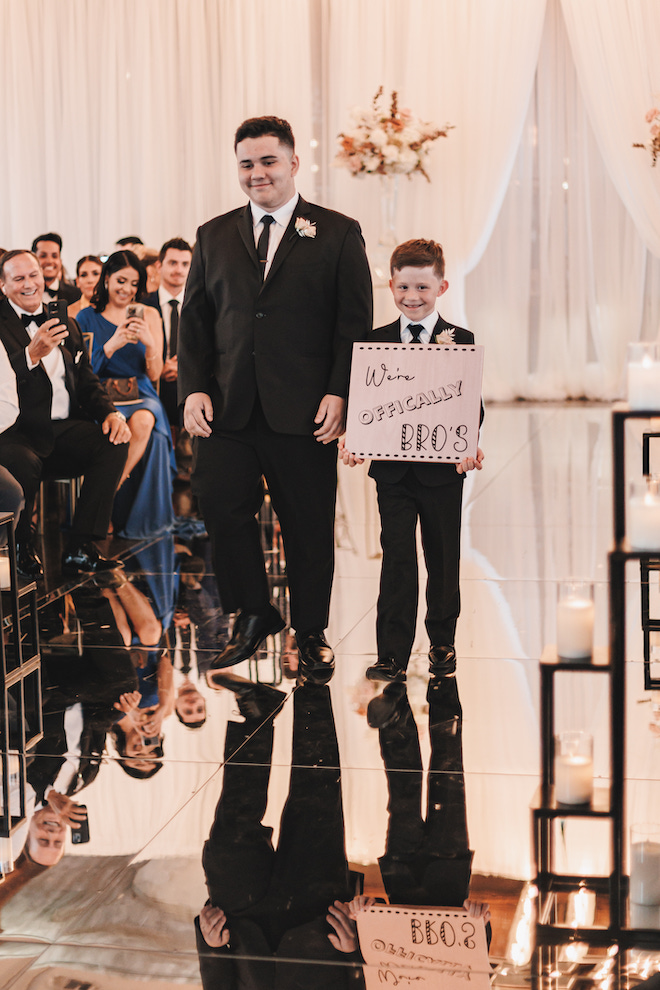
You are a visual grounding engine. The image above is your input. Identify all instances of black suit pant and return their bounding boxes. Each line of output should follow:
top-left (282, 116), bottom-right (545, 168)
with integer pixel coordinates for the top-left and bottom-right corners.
top-left (376, 473), bottom-right (463, 667)
top-left (0, 419), bottom-right (127, 545)
top-left (192, 403), bottom-right (337, 633)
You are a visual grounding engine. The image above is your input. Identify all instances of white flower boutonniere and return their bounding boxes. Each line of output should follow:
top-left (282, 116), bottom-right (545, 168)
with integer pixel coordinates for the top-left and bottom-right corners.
top-left (436, 328), bottom-right (456, 344)
top-left (295, 217), bottom-right (317, 238)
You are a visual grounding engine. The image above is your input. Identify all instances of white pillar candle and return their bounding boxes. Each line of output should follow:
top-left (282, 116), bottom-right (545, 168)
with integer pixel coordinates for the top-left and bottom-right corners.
top-left (0, 551), bottom-right (9, 590)
top-left (631, 840), bottom-right (660, 905)
top-left (628, 343), bottom-right (660, 411)
top-left (557, 598), bottom-right (594, 659)
top-left (555, 754), bottom-right (593, 804)
top-left (629, 486), bottom-right (660, 550)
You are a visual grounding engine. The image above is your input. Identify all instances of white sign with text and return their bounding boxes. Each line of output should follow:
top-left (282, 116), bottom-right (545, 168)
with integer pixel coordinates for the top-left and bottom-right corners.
top-left (357, 905), bottom-right (490, 989)
top-left (344, 344), bottom-right (484, 463)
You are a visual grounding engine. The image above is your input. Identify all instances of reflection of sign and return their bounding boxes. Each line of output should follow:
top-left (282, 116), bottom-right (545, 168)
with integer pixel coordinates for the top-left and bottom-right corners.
top-left (357, 906), bottom-right (490, 989)
top-left (345, 344), bottom-right (484, 462)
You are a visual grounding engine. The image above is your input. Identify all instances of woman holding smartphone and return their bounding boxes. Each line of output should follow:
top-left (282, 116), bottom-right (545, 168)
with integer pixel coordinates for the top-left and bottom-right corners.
top-left (77, 251), bottom-right (175, 537)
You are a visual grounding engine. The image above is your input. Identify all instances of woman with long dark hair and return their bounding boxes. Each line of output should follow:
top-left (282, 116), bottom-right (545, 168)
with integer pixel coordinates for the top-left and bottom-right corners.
top-left (77, 251), bottom-right (175, 537)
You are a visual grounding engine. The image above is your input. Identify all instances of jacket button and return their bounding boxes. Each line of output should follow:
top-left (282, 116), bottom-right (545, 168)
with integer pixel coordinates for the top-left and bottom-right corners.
top-left (255, 312), bottom-right (265, 319)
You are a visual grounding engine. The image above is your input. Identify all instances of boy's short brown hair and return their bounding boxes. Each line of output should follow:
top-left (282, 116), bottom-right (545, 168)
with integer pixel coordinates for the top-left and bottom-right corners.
top-left (390, 239), bottom-right (445, 279)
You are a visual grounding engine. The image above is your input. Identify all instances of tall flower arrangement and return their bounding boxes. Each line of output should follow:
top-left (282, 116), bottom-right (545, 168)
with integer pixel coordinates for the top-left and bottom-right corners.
top-left (633, 108), bottom-right (660, 166)
top-left (334, 87), bottom-right (452, 182)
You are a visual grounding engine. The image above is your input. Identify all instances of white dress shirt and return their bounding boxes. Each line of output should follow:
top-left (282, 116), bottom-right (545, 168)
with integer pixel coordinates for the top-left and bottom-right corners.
top-left (251, 192), bottom-right (299, 278)
top-left (399, 311), bottom-right (440, 344)
top-left (0, 340), bottom-right (19, 434)
top-left (43, 278), bottom-right (60, 303)
top-left (157, 285), bottom-right (185, 353)
top-left (10, 300), bottom-right (70, 420)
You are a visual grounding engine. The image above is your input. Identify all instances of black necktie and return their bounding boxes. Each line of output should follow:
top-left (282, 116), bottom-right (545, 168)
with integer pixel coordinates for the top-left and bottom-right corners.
top-left (168, 299), bottom-right (179, 358)
top-left (21, 312), bottom-right (48, 328)
top-left (257, 215), bottom-right (275, 279)
top-left (408, 323), bottom-right (423, 343)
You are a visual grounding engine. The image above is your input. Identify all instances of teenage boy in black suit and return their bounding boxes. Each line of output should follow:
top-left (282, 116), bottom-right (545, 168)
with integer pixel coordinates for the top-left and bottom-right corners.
top-left (341, 240), bottom-right (483, 718)
top-left (178, 116), bottom-right (372, 685)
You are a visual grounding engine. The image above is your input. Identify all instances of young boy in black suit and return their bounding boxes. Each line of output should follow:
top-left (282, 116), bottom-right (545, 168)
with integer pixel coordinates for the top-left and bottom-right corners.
top-left (340, 240), bottom-right (483, 724)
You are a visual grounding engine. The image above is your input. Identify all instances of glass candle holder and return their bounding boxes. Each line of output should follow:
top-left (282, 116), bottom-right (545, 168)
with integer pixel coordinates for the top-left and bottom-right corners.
top-left (0, 546), bottom-right (9, 590)
top-left (630, 825), bottom-right (660, 906)
top-left (554, 731), bottom-right (593, 805)
top-left (628, 342), bottom-right (660, 411)
top-left (629, 479), bottom-right (660, 551)
top-left (557, 580), bottom-right (595, 660)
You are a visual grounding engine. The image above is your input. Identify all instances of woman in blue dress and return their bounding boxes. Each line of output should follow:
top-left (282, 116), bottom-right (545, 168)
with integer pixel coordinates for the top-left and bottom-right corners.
top-left (77, 250), bottom-right (175, 537)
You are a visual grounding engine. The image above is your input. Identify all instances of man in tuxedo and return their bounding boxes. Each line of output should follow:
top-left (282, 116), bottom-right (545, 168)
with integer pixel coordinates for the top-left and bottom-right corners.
top-left (0, 250), bottom-right (131, 577)
top-left (144, 237), bottom-right (193, 425)
top-left (178, 116), bottom-right (372, 682)
top-left (31, 232), bottom-right (81, 305)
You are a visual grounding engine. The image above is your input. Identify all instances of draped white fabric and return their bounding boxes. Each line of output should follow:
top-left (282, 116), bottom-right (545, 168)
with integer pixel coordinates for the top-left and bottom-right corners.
top-left (0, 0), bottom-right (659, 398)
top-left (560, 0), bottom-right (660, 259)
top-left (324, 0), bottom-right (547, 328)
top-left (466, 0), bottom-right (660, 400)
top-left (0, 0), bottom-right (315, 264)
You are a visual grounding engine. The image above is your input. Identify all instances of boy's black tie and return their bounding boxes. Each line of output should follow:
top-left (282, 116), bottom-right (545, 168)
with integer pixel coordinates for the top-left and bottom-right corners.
top-left (408, 323), bottom-right (423, 343)
top-left (257, 215), bottom-right (274, 279)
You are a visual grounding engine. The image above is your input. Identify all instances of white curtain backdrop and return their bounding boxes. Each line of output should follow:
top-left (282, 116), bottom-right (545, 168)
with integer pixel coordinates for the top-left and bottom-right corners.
top-left (466, 0), bottom-right (660, 400)
top-left (0, 0), bottom-right (315, 266)
top-left (560, 0), bottom-right (660, 259)
top-left (0, 0), bottom-right (659, 396)
top-left (324, 0), bottom-right (547, 328)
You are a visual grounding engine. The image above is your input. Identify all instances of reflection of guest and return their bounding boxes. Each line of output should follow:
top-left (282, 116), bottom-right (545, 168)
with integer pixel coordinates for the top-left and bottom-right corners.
top-left (77, 250), bottom-right (175, 538)
top-left (29, 585), bottom-right (140, 801)
top-left (195, 682), bottom-right (364, 988)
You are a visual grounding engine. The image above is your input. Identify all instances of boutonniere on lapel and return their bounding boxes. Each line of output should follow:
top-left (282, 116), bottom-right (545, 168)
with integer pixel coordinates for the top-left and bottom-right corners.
top-left (294, 216), bottom-right (317, 239)
top-left (435, 327), bottom-right (456, 344)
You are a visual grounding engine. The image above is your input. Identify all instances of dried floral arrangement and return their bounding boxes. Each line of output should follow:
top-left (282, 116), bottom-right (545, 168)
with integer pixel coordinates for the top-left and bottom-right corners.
top-left (334, 87), bottom-right (452, 182)
top-left (633, 108), bottom-right (660, 166)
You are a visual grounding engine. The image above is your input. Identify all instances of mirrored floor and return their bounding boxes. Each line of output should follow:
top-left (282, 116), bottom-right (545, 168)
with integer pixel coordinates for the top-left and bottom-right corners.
top-left (2, 402), bottom-right (660, 989)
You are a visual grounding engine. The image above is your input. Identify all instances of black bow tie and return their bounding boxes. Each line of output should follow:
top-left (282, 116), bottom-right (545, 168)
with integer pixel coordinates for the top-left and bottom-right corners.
top-left (21, 311), bottom-right (48, 327)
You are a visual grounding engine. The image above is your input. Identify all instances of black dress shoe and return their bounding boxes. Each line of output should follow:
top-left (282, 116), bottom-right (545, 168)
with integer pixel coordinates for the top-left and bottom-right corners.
top-left (366, 656), bottom-right (406, 683)
top-left (367, 682), bottom-right (407, 729)
top-left (296, 631), bottom-right (335, 685)
top-left (429, 645), bottom-right (457, 677)
top-left (16, 542), bottom-right (43, 579)
top-left (427, 645), bottom-right (457, 704)
top-left (205, 670), bottom-right (286, 720)
top-left (62, 542), bottom-right (124, 574)
top-left (209, 604), bottom-right (286, 670)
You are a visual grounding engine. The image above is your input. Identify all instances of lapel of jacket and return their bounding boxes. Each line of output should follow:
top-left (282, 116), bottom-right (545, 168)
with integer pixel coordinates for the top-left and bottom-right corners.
top-left (237, 204), bottom-right (260, 274)
top-left (262, 196), bottom-right (313, 287)
top-left (430, 314), bottom-right (456, 343)
top-left (0, 298), bottom-right (32, 351)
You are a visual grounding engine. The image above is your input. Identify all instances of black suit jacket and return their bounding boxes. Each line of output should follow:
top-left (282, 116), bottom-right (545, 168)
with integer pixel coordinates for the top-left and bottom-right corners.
top-left (46, 281), bottom-right (81, 305)
top-left (178, 196), bottom-right (373, 435)
top-left (367, 316), bottom-right (478, 487)
top-left (0, 298), bottom-right (116, 457)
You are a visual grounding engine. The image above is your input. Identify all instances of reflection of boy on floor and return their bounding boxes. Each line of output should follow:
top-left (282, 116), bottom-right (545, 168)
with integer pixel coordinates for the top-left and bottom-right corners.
top-left (341, 239), bottom-right (483, 707)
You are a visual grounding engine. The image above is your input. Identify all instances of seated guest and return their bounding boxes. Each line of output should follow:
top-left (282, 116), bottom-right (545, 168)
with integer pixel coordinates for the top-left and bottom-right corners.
top-left (31, 232), bottom-right (81, 305)
top-left (77, 251), bottom-right (175, 537)
top-left (144, 237), bottom-right (193, 426)
top-left (0, 249), bottom-right (130, 578)
top-left (67, 255), bottom-right (103, 319)
top-left (0, 338), bottom-right (25, 537)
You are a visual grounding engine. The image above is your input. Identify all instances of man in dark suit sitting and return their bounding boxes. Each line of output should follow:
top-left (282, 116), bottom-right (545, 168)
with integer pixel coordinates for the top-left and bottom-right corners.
top-left (178, 116), bottom-right (372, 683)
top-left (31, 232), bottom-right (81, 305)
top-left (0, 250), bottom-right (131, 577)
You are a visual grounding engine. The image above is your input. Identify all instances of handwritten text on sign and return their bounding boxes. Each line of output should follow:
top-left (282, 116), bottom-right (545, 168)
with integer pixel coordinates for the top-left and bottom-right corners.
top-left (344, 344), bottom-right (484, 462)
top-left (357, 906), bottom-right (490, 989)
